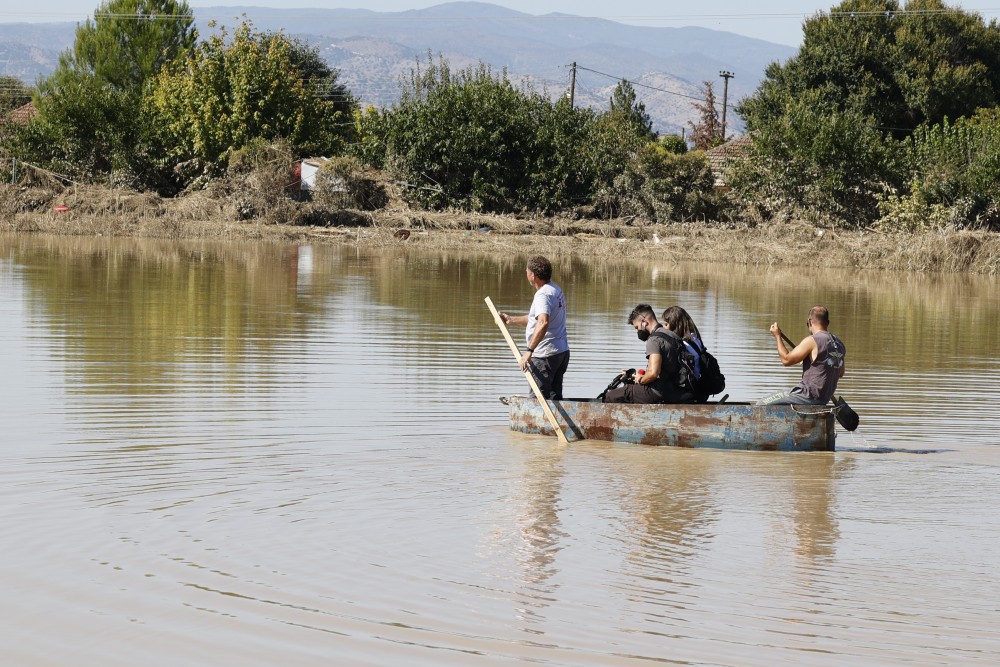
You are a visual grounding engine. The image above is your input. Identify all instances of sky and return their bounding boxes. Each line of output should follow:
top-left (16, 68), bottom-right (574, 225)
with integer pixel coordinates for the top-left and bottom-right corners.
top-left (2, 0), bottom-right (1000, 46)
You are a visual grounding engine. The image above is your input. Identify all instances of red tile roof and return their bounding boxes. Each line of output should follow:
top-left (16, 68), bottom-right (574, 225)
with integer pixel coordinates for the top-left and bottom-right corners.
top-left (705, 135), bottom-right (753, 186)
top-left (5, 102), bottom-right (37, 126)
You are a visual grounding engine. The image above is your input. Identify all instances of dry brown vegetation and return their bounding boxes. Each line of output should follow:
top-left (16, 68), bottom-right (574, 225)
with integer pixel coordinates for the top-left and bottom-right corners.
top-left (2, 163), bottom-right (1000, 276)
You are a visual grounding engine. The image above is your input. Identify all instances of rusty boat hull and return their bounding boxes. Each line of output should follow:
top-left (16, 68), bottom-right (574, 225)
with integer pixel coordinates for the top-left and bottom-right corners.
top-left (505, 395), bottom-right (836, 451)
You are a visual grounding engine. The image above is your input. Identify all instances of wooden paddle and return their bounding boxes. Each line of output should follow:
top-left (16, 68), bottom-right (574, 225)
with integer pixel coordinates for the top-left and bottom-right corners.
top-left (779, 330), bottom-right (797, 350)
top-left (777, 327), bottom-right (859, 431)
top-left (485, 296), bottom-right (569, 444)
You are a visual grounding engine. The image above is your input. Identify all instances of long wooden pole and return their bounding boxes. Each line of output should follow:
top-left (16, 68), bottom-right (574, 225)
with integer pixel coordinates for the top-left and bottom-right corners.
top-left (485, 296), bottom-right (569, 444)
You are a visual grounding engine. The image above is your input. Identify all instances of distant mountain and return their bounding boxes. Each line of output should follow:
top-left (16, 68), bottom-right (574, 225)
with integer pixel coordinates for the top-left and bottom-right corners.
top-left (0, 23), bottom-right (75, 83)
top-left (0, 2), bottom-right (797, 133)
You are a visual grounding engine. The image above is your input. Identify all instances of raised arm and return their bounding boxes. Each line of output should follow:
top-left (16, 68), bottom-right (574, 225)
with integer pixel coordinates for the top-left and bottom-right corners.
top-left (770, 322), bottom-right (816, 366)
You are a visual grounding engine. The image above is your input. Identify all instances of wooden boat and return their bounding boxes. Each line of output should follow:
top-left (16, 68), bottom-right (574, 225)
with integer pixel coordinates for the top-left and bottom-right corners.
top-left (502, 395), bottom-right (836, 452)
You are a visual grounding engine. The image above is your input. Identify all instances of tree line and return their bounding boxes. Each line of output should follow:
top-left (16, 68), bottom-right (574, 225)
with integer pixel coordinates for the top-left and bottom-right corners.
top-left (3, 0), bottom-right (1000, 232)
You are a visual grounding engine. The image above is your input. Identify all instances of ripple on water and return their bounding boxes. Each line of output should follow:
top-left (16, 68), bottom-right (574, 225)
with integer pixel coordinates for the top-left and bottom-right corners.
top-left (3, 239), bottom-right (1000, 666)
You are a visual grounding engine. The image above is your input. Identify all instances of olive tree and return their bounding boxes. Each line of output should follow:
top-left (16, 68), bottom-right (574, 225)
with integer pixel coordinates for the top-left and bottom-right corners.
top-left (147, 21), bottom-right (355, 182)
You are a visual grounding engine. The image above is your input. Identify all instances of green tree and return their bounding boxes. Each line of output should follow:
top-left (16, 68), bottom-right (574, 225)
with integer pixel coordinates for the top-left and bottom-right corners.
top-left (617, 144), bottom-right (717, 222)
top-left (739, 0), bottom-right (1000, 137)
top-left (729, 89), bottom-right (904, 225)
top-left (530, 98), bottom-right (600, 212)
top-left (879, 109), bottom-right (1000, 229)
top-left (362, 56), bottom-right (715, 217)
top-left (583, 81), bottom-right (661, 209)
top-left (56, 0), bottom-right (195, 91)
top-left (733, 0), bottom-right (1000, 225)
top-left (267, 34), bottom-right (356, 124)
top-left (608, 79), bottom-right (655, 141)
top-left (147, 21), bottom-right (356, 181)
top-left (26, 0), bottom-right (195, 182)
top-left (658, 134), bottom-right (688, 155)
top-left (12, 73), bottom-right (135, 176)
top-left (893, 0), bottom-right (1000, 128)
top-left (374, 57), bottom-right (598, 213)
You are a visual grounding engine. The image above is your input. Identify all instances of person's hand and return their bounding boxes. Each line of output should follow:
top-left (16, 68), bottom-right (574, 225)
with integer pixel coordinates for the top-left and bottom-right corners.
top-left (519, 350), bottom-right (532, 371)
top-left (499, 312), bottom-right (510, 325)
top-left (769, 322), bottom-right (781, 338)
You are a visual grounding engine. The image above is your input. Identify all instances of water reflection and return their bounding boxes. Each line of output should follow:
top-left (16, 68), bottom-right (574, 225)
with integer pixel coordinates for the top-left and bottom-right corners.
top-left (504, 443), bottom-right (567, 629)
top-left (6, 236), bottom-right (335, 399)
top-left (615, 450), bottom-right (720, 617)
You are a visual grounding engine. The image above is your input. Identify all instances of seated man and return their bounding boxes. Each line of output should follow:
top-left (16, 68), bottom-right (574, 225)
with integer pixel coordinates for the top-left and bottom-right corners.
top-left (758, 305), bottom-right (846, 405)
top-left (602, 304), bottom-right (695, 404)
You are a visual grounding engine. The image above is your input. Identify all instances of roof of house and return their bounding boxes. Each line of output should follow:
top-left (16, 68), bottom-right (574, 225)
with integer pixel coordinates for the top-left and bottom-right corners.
top-left (705, 135), bottom-right (753, 186)
top-left (706, 135), bottom-right (753, 170)
top-left (5, 102), bottom-right (37, 126)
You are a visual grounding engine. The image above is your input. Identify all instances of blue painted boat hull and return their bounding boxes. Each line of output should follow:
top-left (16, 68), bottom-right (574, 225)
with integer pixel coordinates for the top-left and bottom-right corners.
top-left (506, 396), bottom-right (836, 452)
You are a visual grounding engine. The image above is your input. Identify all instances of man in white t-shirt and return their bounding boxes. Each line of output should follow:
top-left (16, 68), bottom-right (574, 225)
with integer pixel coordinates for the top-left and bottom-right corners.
top-left (499, 256), bottom-right (570, 399)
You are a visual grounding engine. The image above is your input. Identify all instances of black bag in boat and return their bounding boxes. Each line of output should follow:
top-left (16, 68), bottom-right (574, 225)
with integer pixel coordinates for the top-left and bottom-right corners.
top-left (597, 369), bottom-right (635, 400)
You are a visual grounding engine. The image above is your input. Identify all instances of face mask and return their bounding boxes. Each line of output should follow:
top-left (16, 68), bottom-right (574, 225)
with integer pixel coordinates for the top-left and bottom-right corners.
top-left (637, 329), bottom-right (650, 342)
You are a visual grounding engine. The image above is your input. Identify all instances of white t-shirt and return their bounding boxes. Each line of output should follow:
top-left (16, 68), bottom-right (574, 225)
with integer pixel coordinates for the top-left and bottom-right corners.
top-left (527, 282), bottom-right (569, 357)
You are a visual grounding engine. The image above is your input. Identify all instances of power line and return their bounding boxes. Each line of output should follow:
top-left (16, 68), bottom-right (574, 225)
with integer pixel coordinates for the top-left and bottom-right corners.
top-left (573, 64), bottom-right (738, 111)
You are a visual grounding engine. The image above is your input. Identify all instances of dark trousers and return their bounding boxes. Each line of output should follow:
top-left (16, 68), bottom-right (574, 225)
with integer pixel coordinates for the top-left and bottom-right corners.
top-left (602, 383), bottom-right (665, 404)
top-left (529, 350), bottom-right (570, 400)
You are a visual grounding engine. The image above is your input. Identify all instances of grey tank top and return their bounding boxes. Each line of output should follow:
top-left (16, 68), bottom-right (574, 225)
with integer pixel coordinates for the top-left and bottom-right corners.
top-left (798, 331), bottom-right (846, 403)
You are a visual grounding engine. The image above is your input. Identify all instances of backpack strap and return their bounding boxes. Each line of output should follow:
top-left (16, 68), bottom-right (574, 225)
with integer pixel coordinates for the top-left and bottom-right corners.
top-left (650, 328), bottom-right (682, 344)
top-left (650, 329), bottom-right (695, 391)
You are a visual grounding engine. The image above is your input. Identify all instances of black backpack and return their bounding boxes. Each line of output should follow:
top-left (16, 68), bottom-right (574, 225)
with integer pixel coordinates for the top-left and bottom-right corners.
top-left (694, 345), bottom-right (726, 398)
top-left (666, 333), bottom-right (726, 401)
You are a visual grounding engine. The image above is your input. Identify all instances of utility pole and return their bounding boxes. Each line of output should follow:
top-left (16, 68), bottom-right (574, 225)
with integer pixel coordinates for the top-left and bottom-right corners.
top-left (719, 70), bottom-right (734, 141)
top-left (569, 62), bottom-right (577, 109)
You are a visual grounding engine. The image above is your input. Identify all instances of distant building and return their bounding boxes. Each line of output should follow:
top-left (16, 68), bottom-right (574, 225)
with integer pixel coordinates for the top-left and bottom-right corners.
top-left (705, 135), bottom-right (753, 188)
top-left (2, 101), bottom-right (37, 129)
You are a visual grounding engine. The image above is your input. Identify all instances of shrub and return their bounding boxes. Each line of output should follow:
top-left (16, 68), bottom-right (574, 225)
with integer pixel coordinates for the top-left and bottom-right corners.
top-left (604, 144), bottom-right (717, 222)
top-left (886, 111), bottom-right (1000, 229)
top-left (658, 134), bottom-right (688, 155)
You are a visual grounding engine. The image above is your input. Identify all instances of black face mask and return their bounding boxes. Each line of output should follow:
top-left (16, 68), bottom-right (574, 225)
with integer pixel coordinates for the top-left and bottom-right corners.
top-left (637, 329), bottom-right (650, 342)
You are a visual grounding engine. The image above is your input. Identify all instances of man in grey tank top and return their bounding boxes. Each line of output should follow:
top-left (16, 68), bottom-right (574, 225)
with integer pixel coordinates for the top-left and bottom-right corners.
top-left (758, 305), bottom-right (846, 405)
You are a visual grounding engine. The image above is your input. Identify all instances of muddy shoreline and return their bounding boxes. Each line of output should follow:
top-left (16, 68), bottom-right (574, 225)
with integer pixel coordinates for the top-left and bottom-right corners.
top-left (4, 206), bottom-right (999, 276)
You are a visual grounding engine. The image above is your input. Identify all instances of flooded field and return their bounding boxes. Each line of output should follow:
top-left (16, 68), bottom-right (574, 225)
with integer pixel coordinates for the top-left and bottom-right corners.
top-left (1, 233), bottom-right (998, 666)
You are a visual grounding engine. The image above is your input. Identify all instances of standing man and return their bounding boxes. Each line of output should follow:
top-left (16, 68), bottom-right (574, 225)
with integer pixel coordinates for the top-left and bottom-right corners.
top-left (499, 256), bottom-right (570, 400)
top-left (759, 305), bottom-right (846, 405)
top-left (602, 304), bottom-right (695, 404)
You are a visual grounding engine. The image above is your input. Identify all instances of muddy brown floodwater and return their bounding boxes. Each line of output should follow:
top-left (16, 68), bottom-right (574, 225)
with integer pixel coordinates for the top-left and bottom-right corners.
top-left (2, 233), bottom-right (999, 666)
